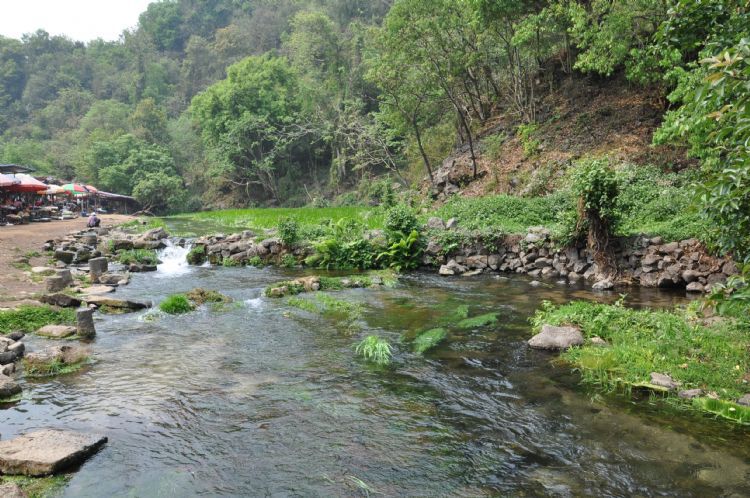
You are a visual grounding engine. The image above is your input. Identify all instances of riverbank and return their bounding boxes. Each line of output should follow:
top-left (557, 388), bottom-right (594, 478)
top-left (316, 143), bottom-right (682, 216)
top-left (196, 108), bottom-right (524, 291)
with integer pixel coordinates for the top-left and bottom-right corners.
top-left (0, 215), bottom-right (134, 306)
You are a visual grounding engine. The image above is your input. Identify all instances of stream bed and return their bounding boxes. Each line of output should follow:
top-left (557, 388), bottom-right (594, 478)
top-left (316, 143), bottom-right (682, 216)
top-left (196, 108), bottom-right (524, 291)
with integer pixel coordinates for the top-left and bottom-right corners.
top-left (3, 254), bottom-right (750, 497)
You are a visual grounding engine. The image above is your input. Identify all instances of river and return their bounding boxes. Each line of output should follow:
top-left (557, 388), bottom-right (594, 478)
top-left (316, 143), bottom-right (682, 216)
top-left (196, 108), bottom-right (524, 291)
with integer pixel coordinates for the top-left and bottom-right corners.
top-left (2, 245), bottom-right (749, 497)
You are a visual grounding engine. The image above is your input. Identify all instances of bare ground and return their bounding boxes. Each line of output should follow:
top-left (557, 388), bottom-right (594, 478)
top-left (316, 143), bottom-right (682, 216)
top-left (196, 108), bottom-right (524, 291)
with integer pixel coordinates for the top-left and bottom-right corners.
top-left (0, 214), bottom-right (134, 305)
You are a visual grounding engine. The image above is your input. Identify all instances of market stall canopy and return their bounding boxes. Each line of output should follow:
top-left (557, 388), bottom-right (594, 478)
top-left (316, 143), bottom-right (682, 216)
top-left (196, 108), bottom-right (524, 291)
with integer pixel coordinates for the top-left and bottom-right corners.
top-left (38, 185), bottom-right (66, 195)
top-left (61, 183), bottom-right (89, 196)
top-left (7, 173), bottom-right (47, 193)
top-left (0, 173), bottom-right (21, 187)
top-left (85, 185), bottom-right (99, 194)
top-left (0, 164), bottom-right (34, 174)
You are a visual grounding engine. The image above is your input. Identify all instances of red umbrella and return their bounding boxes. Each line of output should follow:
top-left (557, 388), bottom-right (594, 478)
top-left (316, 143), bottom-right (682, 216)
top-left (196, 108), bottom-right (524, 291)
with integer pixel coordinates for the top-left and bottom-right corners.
top-left (0, 173), bottom-right (20, 187)
top-left (61, 183), bottom-right (89, 196)
top-left (7, 174), bottom-right (46, 193)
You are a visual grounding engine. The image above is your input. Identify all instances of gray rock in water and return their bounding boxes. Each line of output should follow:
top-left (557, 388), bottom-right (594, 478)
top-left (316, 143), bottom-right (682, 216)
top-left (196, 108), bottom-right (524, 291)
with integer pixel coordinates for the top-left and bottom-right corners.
top-left (128, 263), bottom-right (157, 272)
top-left (36, 325), bottom-right (77, 339)
top-left (0, 374), bottom-right (21, 398)
top-left (686, 282), bottom-right (704, 293)
top-left (438, 265), bottom-right (455, 276)
top-left (88, 257), bottom-right (108, 283)
top-left (76, 308), bottom-right (96, 339)
top-left (678, 389), bottom-right (703, 399)
top-left (84, 295), bottom-right (150, 311)
top-left (0, 429), bottom-right (107, 476)
top-left (528, 325), bottom-right (584, 351)
top-left (39, 293), bottom-right (82, 308)
top-left (649, 372), bottom-right (680, 390)
top-left (96, 273), bottom-right (129, 286)
top-left (592, 279), bottom-right (614, 291)
top-left (0, 362), bottom-right (15, 375)
top-left (0, 482), bottom-right (27, 497)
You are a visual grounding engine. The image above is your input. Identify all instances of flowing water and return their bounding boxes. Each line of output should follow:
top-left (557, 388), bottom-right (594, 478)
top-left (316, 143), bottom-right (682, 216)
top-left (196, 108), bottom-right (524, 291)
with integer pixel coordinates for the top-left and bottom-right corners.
top-left (3, 246), bottom-right (750, 497)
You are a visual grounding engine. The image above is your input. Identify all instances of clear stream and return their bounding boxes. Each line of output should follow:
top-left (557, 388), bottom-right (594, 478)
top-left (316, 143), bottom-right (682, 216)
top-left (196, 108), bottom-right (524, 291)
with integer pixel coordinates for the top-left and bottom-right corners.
top-left (3, 247), bottom-right (750, 497)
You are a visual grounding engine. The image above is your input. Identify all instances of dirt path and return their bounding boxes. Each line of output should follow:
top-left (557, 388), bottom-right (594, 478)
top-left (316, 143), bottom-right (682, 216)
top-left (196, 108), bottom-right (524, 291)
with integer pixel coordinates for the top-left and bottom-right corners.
top-left (0, 214), bottom-right (134, 304)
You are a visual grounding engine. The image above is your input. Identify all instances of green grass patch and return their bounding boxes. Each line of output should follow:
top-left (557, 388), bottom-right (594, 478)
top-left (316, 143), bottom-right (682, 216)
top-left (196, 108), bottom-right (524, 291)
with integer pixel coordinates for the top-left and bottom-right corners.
top-left (23, 358), bottom-right (90, 378)
top-left (356, 335), bottom-right (393, 366)
top-left (693, 397), bottom-right (750, 425)
top-left (159, 294), bottom-right (195, 314)
top-left (265, 281), bottom-right (305, 298)
top-left (1, 474), bottom-right (70, 498)
top-left (413, 328), bottom-right (448, 354)
top-left (0, 305), bottom-right (75, 334)
top-left (117, 249), bottom-right (159, 266)
top-left (118, 217), bottom-right (168, 233)
top-left (457, 313), bottom-right (499, 329)
top-left (287, 296), bottom-right (319, 313)
top-left (532, 300), bottom-right (750, 423)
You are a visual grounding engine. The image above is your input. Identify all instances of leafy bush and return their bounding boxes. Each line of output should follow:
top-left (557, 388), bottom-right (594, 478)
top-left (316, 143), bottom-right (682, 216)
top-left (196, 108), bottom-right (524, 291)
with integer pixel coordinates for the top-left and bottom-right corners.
top-left (159, 294), bottom-right (195, 314)
top-left (413, 328), bottom-right (447, 354)
top-left (0, 305), bottom-right (76, 334)
top-left (277, 217), bottom-right (300, 246)
top-left (247, 256), bottom-right (263, 267)
top-left (355, 335), bottom-right (393, 366)
top-left (118, 249), bottom-right (159, 266)
top-left (517, 123), bottom-right (540, 158)
top-left (280, 254), bottom-right (297, 268)
top-left (384, 204), bottom-right (419, 237)
top-left (376, 230), bottom-right (423, 272)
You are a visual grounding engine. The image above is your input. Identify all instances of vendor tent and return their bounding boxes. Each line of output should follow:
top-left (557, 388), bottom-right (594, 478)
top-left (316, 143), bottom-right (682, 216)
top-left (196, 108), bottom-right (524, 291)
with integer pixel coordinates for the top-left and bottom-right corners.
top-left (0, 173), bottom-right (20, 187)
top-left (61, 183), bottom-right (89, 196)
top-left (6, 173), bottom-right (47, 193)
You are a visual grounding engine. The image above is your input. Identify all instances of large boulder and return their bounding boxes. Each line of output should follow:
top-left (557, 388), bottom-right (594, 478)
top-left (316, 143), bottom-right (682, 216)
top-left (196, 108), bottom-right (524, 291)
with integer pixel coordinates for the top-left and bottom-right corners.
top-left (528, 325), bottom-right (584, 351)
top-left (53, 250), bottom-right (75, 265)
top-left (0, 374), bottom-right (21, 398)
top-left (0, 429), bottom-right (107, 476)
top-left (128, 263), bottom-right (157, 273)
top-left (88, 257), bottom-right (108, 283)
top-left (76, 308), bottom-right (96, 339)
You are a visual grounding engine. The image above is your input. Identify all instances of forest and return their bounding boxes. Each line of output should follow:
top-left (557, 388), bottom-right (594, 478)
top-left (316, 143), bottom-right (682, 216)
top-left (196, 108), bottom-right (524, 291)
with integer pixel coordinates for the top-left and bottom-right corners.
top-left (1, 0), bottom-right (748, 260)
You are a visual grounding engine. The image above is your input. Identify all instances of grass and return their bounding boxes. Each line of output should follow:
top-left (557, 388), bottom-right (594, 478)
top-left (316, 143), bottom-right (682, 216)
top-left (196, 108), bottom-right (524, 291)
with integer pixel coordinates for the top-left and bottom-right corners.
top-left (0, 305), bottom-right (76, 334)
top-left (286, 294), bottom-right (363, 332)
top-left (356, 335), bottom-right (393, 366)
top-left (531, 300), bottom-right (750, 423)
top-left (23, 347), bottom-right (91, 378)
top-left (118, 217), bottom-right (168, 233)
top-left (693, 398), bottom-right (750, 425)
top-left (117, 249), bottom-right (159, 266)
top-left (413, 328), bottom-right (448, 354)
top-left (159, 294), bottom-right (195, 314)
top-left (0, 475), bottom-right (70, 498)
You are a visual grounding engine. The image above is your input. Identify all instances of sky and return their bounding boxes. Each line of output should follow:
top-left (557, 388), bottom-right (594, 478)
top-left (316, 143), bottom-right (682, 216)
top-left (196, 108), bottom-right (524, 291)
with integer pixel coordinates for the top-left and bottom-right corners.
top-left (0, 0), bottom-right (153, 42)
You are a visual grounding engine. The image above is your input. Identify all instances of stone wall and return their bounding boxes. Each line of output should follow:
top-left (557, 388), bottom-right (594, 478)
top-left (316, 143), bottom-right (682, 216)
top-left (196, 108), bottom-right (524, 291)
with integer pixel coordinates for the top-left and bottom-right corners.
top-left (426, 226), bottom-right (736, 293)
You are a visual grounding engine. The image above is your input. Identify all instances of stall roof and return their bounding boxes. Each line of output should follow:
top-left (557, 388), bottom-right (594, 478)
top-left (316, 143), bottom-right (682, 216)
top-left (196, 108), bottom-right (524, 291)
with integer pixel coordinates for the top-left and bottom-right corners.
top-left (98, 191), bottom-right (136, 201)
top-left (0, 164), bottom-right (34, 174)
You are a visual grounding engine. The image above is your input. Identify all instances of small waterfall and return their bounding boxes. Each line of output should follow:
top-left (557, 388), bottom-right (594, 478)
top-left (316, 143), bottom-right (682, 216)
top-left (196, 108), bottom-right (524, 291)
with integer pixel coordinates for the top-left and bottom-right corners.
top-left (156, 239), bottom-right (192, 277)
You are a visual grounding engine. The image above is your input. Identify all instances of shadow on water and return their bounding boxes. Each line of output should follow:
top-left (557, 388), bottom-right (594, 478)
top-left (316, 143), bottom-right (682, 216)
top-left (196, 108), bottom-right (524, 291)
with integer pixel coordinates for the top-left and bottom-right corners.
top-left (3, 263), bottom-right (749, 497)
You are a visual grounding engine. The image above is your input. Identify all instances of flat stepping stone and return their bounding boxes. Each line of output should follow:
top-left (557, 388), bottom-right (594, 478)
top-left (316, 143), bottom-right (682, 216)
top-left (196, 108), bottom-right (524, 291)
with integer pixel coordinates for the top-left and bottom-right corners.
top-left (31, 267), bottom-right (54, 274)
top-left (84, 295), bottom-right (150, 310)
top-left (0, 429), bottom-right (107, 476)
top-left (36, 325), bottom-right (77, 339)
top-left (80, 285), bottom-right (116, 295)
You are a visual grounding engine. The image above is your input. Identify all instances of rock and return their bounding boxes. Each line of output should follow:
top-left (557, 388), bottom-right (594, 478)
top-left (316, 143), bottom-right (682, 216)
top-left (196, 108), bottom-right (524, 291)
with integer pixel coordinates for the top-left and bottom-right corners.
top-left (445, 218), bottom-right (458, 229)
top-left (641, 254), bottom-right (660, 267)
top-left (88, 257), bottom-right (108, 283)
top-left (461, 269), bottom-right (483, 277)
top-left (528, 325), bottom-right (584, 351)
top-left (7, 332), bottom-right (24, 341)
top-left (294, 276), bottom-right (321, 292)
top-left (36, 325), bottom-right (77, 339)
top-left (649, 372), bottom-right (680, 390)
top-left (592, 279), bottom-right (614, 291)
top-left (110, 239), bottom-right (134, 251)
top-left (0, 374), bottom-right (21, 398)
top-left (84, 295), bottom-right (150, 310)
top-left (737, 394), bottom-right (750, 406)
top-left (686, 282), bottom-right (705, 293)
top-left (80, 285), bottom-right (116, 295)
top-left (678, 389), bottom-right (703, 399)
top-left (76, 308), bottom-right (96, 339)
top-left (590, 336), bottom-right (608, 346)
top-left (426, 217), bottom-right (446, 230)
top-left (39, 293), bottom-right (82, 308)
top-left (44, 276), bottom-right (67, 293)
top-left (438, 265), bottom-right (455, 276)
top-left (30, 267), bottom-right (54, 275)
top-left (141, 227), bottom-right (168, 241)
top-left (97, 273), bottom-right (129, 286)
top-left (53, 250), bottom-right (75, 264)
top-left (425, 241), bottom-right (443, 256)
top-left (1, 362), bottom-right (15, 375)
top-left (723, 260), bottom-right (738, 276)
top-left (0, 429), bottom-right (107, 476)
top-left (80, 233), bottom-right (97, 246)
top-left (133, 239), bottom-right (165, 250)
top-left (128, 263), bottom-right (157, 272)
top-left (466, 255), bottom-right (488, 269)
top-left (681, 269), bottom-right (700, 283)
top-left (56, 269), bottom-right (73, 286)
top-left (0, 483), bottom-right (26, 498)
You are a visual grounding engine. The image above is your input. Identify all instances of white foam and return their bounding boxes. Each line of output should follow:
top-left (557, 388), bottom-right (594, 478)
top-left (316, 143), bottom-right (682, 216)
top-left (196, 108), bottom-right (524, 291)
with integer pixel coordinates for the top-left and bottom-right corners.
top-left (156, 240), bottom-right (192, 278)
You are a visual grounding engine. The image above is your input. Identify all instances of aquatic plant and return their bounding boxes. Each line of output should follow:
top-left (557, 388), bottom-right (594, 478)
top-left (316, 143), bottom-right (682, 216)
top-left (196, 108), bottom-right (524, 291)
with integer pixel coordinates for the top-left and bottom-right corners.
top-left (0, 475), bottom-right (70, 497)
top-left (457, 313), bottom-right (499, 329)
top-left (0, 305), bottom-right (75, 334)
top-left (159, 294), bottom-right (195, 314)
top-left (355, 335), bottom-right (393, 366)
top-left (287, 297), bottom-right (319, 313)
top-left (222, 257), bottom-right (240, 267)
top-left (693, 398), bottom-right (750, 425)
top-left (185, 288), bottom-right (232, 305)
top-left (413, 328), bottom-right (448, 354)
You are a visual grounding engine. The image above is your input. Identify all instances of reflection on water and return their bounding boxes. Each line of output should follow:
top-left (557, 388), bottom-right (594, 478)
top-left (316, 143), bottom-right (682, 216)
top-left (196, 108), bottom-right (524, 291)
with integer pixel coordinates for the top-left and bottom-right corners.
top-left (3, 265), bottom-right (749, 497)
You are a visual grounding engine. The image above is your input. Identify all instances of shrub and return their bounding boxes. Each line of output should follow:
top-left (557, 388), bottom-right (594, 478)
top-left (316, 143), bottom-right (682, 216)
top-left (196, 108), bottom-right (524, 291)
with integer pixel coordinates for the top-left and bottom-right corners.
top-left (517, 123), bottom-right (540, 158)
top-left (280, 254), bottom-right (297, 268)
top-left (355, 335), bottom-right (393, 365)
top-left (277, 217), bottom-right (300, 246)
top-left (247, 256), bottom-right (263, 267)
top-left (118, 249), bottom-right (159, 266)
top-left (376, 230), bottom-right (423, 272)
top-left (384, 204), bottom-right (419, 237)
top-left (159, 294), bottom-right (195, 314)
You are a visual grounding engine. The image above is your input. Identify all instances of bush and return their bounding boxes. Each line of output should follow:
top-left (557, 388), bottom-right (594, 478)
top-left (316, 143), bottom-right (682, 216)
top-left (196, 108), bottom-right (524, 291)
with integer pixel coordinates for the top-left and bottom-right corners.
top-left (118, 249), bottom-right (159, 266)
top-left (376, 230), bottom-right (423, 272)
top-left (384, 204), bottom-right (419, 237)
top-left (277, 217), bottom-right (300, 246)
top-left (159, 294), bottom-right (195, 314)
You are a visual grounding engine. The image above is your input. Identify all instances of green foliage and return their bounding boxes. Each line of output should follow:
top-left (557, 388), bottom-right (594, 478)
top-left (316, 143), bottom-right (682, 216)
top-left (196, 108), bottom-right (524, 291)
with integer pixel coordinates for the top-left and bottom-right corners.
top-left (287, 296), bottom-right (319, 313)
top-left (532, 300), bottom-right (750, 421)
top-left (376, 230), bottom-right (423, 272)
top-left (280, 254), bottom-right (298, 268)
top-left (185, 288), bottom-right (232, 305)
top-left (117, 249), bottom-right (159, 266)
top-left (23, 358), bottom-right (89, 378)
top-left (355, 335), bottom-right (393, 366)
top-left (186, 245), bottom-right (206, 265)
top-left (571, 158), bottom-right (619, 225)
top-left (384, 204), bottom-right (419, 237)
top-left (0, 305), bottom-right (75, 334)
top-left (0, 474), bottom-right (70, 498)
top-left (457, 313), bottom-right (498, 329)
top-left (277, 217), bottom-right (300, 246)
top-left (517, 123), bottom-right (540, 158)
top-left (693, 397), bottom-right (750, 425)
top-left (221, 257), bottom-right (240, 267)
top-left (706, 270), bottom-right (750, 322)
top-left (247, 256), bottom-right (263, 267)
top-left (159, 294), bottom-right (195, 314)
top-left (413, 328), bottom-right (447, 354)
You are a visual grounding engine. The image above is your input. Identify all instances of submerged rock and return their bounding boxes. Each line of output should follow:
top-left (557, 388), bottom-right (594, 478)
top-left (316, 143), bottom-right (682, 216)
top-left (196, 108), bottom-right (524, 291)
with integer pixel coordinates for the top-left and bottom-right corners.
top-left (528, 325), bottom-right (584, 351)
top-left (0, 429), bottom-right (107, 476)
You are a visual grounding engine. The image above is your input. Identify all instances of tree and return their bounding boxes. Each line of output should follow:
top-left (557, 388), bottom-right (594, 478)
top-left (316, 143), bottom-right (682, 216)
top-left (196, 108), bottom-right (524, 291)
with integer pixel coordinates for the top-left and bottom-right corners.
top-left (132, 170), bottom-right (185, 213)
top-left (130, 98), bottom-right (169, 144)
